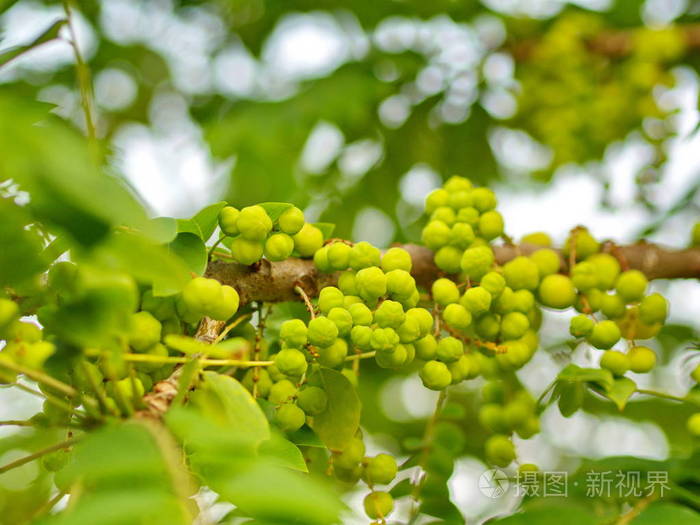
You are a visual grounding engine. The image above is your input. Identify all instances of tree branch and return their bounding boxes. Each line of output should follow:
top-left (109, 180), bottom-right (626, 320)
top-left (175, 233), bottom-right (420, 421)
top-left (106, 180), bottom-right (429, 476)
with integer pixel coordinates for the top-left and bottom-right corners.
top-left (207, 242), bottom-right (700, 305)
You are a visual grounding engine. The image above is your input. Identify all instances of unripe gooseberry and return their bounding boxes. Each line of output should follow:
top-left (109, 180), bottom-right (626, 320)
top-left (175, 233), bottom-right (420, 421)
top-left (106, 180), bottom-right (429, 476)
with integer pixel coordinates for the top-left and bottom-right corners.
top-left (351, 325), bottom-right (372, 351)
top-left (209, 285), bottom-right (240, 321)
top-left (355, 266), bottom-right (387, 301)
top-left (297, 386), bottom-right (328, 415)
top-left (274, 348), bottom-right (308, 377)
top-left (571, 262), bottom-right (598, 292)
top-left (615, 270), bottom-right (648, 303)
top-left (280, 319), bottom-right (308, 348)
top-left (127, 311), bottom-right (162, 352)
top-left (521, 232), bottom-right (552, 247)
top-left (375, 343), bottom-right (409, 369)
top-left (432, 278), bottom-right (460, 306)
top-left (318, 338), bottom-right (348, 368)
top-left (503, 256), bottom-right (540, 291)
top-left (218, 206), bottom-right (240, 236)
top-left (563, 228), bottom-right (599, 261)
top-left (414, 334), bottom-right (438, 360)
top-left (600, 350), bottom-right (629, 377)
top-left (425, 188), bottom-right (449, 214)
top-left (600, 293), bottom-right (626, 319)
top-left (471, 187), bottom-right (497, 212)
top-left (327, 242), bottom-right (351, 271)
top-left (422, 220), bottom-right (451, 250)
top-left (431, 206), bottom-right (456, 226)
top-left (381, 247), bottom-right (412, 272)
top-left (480, 272), bottom-right (506, 296)
top-left (268, 379), bottom-right (298, 405)
top-left (538, 274), bottom-right (576, 309)
top-left (434, 245), bottom-right (463, 274)
top-left (436, 336), bottom-right (464, 363)
top-left (529, 248), bottom-right (560, 276)
top-left (348, 241), bottom-right (381, 271)
top-left (362, 454), bottom-right (397, 486)
top-left (385, 269), bottom-right (415, 299)
top-left (442, 304), bottom-right (472, 331)
top-left (276, 403), bottom-right (306, 432)
top-left (313, 246), bottom-right (331, 273)
top-left (419, 360), bottom-right (452, 390)
top-left (277, 206), bottom-right (305, 235)
top-left (478, 210), bottom-right (504, 241)
top-left (292, 224), bottom-right (324, 257)
top-left (638, 293), bottom-right (668, 325)
top-left (370, 327), bottom-right (399, 352)
top-left (569, 314), bottom-right (594, 337)
top-left (318, 287), bottom-right (344, 315)
top-left (587, 253), bottom-right (620, 290)
top-left (628, 346), bottom-right (656, 373)
top-left (485, 434), bottom-right (516, 467)
top-left (444, 175), bottom-right (472, 193)
top-left (236, 205), bottom-right (272, 241)
top-left (460, 246), bottom-right (495, 280)
top-left (500, 312), bottom-right (529, 340)
top-left (374, 300), bottom-right (405, 329)
top-left (328, 307), bottom-right (353, 336)
top-left (264, 233), bottom-right (294, 262)
top-left (231, 237), bottom-right (264, 266)
top-left (363, 491), bottom-right (394, 520)
top-left (307, 316), bottom-right (338, 347)
top-left (587, 320), bottom-right (621, 350)
top-left (348, 302), bottom-right (373, 326)
top-left (450, 222), bottom-right (476, 249)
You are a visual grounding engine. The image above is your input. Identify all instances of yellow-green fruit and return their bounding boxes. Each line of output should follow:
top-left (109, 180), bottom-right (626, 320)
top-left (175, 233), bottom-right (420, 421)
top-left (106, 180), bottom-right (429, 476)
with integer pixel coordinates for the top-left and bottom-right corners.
top-left (457, 206), bottom-right (480, 226)
top-left (687, 413), bottom-right (700, 437)
top-left (569, 314), bottom-right (594, 337)
top-left (444, 175), bottom-right (472, 193)
top-left (276, 403), bottom-right (306, 432)
top-left (269, 379), bottom-right (298, 405)
top-left (628, 346), bottom-right (656, 373)
top-left (450, 222), bottom-right (476, 249)
top-left (135, 343), bottom-right (169, 372)
top-left (274, 348), bottom-right (308, 377)
top-left (385, 269), bottom-right (415, 299)
top-left (297, 386), bottom-right (328, 415)
top-left (479, 404), bottom-right (508, 433)
top-left (521, 232), bottom-right (552, 247)
top-left (264, 233), bottom-right (294, 262)
top-left (236, 205), bottom-right (272, 241)
top-left (363, 491), bottom-right (394, 520)
top-left (313, 246), bottom-right (331, 272)
top-left (362, 454), bottom-right (398, 486)
top-left (425, 188), bottom-right (450, 214)
top-left (22, 341), bottom-right (56, 369)
top-left (471, 187), bottom-right (497, 212)
top-left (348, 303), bottom-right (373, 326)
top-left (432, 278), bottom-right (460, 306)
top-left (485, 435), bottom-right (516, 467)
top-left (571, 261), bottom-right (598, 292)
top-left (327, 242), bottom-right (351, 271)
top-left (600, 294), bottom-right (626, 319)
top-left (503, 256), bottom-right (540, 291)
top-left (530, 248), bottom-right (561, 277)
top-left (600, 350), bottom-right (629, 376)
top-left (422, 220), bottom-right (451, 250)
top-left (210, 285), bottom-right (240, 321)
top-left (128, 311), bottom-right (162, 352)
top-left (431, 206), bottom-right (456, 226)
top-left (231, 237), bottom-right (264, 265)
top-left (318, 287), bottom-right (344, 314)
top-left (114, 377), bottom-right (145, 402)
top-left (481, 272), bottom-right (506, 296)
top-left (218, 206), bottom-right (240, 236)
top-left (434, 245), bottom-right (463, 274)
top-left (478, 210), bottom-right (504, 241)
top-left (374, 300), bottom-right (405, 329)
top-left (381, 247), bottom-right (412, 272)
top-left (638, 293), bottom-right (668, 325)
top-left (519, 463), bottom-right (539, 473)
top-left (292, 224), bottom-right (324, 257)
top-left (328, 307), bottom-right (353, 336)
top-left (308, 316), bottom-right (339, 347)
top-left (563, 228), bottom-right (599, 261)
top-left (538, 274), bottom-right (576, 309)
top-left (351, 326), bottom-right (372, 351)
top-left (587, 253), bottom-right (620, 290)
top-left (460, 286), bottom-right (492, 315)
top-left (500, 312), bottom-right (529, 340)
top-left (280, 319), bottom-right (308, 347)
top-left (419, 360), bottom-right (452, 390)
top-left (436, 336), bottom-right (464, 363)
top-left (414, 334), bottom-right (438, 360)
top-left (587, 320), bottom-right (621, 350)
top-left (0, 299), bottom-right (19, 333)
top-left (615, 270), bottom-right (648, 303)
top-left (461, 246), bottom-right (495, 280)
top-left (278, 206), bottom-right (305, 235)
top-left (442, 304), bottom-right (472, 331)
top-left (242, 368), bottom-right (272, 397)
top-left (356, 266), bottom-right (387, 301)
top-left (335, 438), bottom-right (365, 469)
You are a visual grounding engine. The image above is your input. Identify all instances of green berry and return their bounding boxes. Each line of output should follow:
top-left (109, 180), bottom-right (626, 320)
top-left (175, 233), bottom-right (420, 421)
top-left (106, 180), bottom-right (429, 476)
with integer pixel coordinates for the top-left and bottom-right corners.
top-left (615, 270), bottom-right (648, 303)
top-left (276, 404), bottom-right (306, 432)
top-left (231, 237), bottom-right (264, 265)
top-left (338, 271), bottom-right (358, 296)
top-left (313, 246), bottom-right (331, 272)
top-left (41, 450), bottom-right (70, 472)
top-left (210, 285), bottom-right (240, 321)
top-left (442, 304), bottom-right (472, 331)
top-left (419, 360), bottom-right (452, 390)
top-left (434, 245), bottom-right (463, 274)
top-left (128, 311), bottom-right (162, 352)
top-left (569, 314), bottom-right (594, 337)
top-left (480, 272), bottom-right (506, 296)
top-left (381, 247), bottom-right (412, 272)
top-left (587, 253), bottom-right (620, 290)
top-left (182, 277), bottom-right (220, 315)
top-left (476, 313), bottom-right (501, 340)
top-left (274, 349), bottom-right (308, 377)
top-left (422, 220), bottom-right (451, 250)
top-left (335, 438), bottom-right (365, 469)
top-left (692, 364), bottom-right (700, 383)
top-left (485, 435), bottom-right (516, 467)
top-left (432, 278), bottom-right (460, 306)
top-left (503, 256), bottom-right (540, 291)
top-left (318, 338), bottom-right (348, 368)
top-left (563, 228), bottom-right (599, 261)
top-left (500, 312), bottom-right (529, 340)
top-left (414, 334), bottom-right (438, 360)
top-left (0, 299), bottom-right (19, 334)
top-left (538, 274), bottom-right (576, 309)
top-left (327, 242), bottom-right (351, 271)
top-left (481, 381), bottom-right (505, 403)
top-left (264, 233), bottom-right (294, 261)
top-left (362, 454), bottom-right (397, 486)
top-left (571, 262), bottom-right (598, 292)
top-left (529, 249), bottom-right (561, 276)
top-left (297, 386), bottom-right (328, 415)
top-left (600, 293), bottom-right (626, 319)
top-left (457, 206), bottom-right (480, 225)
top-left (444, 175), bottom-right (472, 193)
top-left (348, 302), bottom-right (373, 326)
top-left (278, 206), bottom-right (305, 235)
top-left (370, 327), bottom-right (399, 352)
top-left (587, 320), bottom-right (621, 349)
top-left (236, 205), bottom-right (272, 241)
top-left (431, 206), bottom-right (456, 226)
top-left (134, 342), bottom-right (169, 372)
top-left (512, 289), bottom-right (535, 313)
top-left (503, 400), bottom-right (531, 429)
top-left (374, 300), bottom-right (405, 329)
top-left (478, 210), bottom-right (504, 241)
top-left (318, 287), bottom-right (344, 314)
top-left (425, 188), bottom-right (450, 214)
top-left (638, 293), bottom-right (668, 325)
top-left (600, 350), bottom-right (629, 376)
top-left (450, 222), bottom-right (476, 249)
top-left (269, 379), bottom-right (298, 404)
top-left (688, 413), bottom-right (700, 436)
top-left (328, 307), bottom-right (353, 336)
top-left (307, 316), bottom-right (338, 347)
top-left (397, 316), bottom-right (421, 343)
top-left (356, 266), bottom-right (387, 301)
top-left (407, 308), bottom-right (434, 336)
top-left (351, 325), bottom-right (373, 350)
top-left (218, 206), bottom-right (240, 236)
top-left (471, 187), bottom-right (497, 212)
top-left (363, 491), bottom-right (394, 520)
top-left (522, 232), bottom-right (552, 247)
top-left (448, 190), bottom-right (473, 209)
top-left (628, 346), bottom-right (656, 373)
top-left (349, 241), bottom-right (381, 271)
top-left (293, 224), bottom-right (324, 257)
top-left (385, 269), bottom-right (416, 299)
top-left (436, 336), bottom-right (464, 363)
top-left (280, 319), bottom-right (308, 348)
top-left (461, 245), bottom-right (495, 280)
top-left (375, 343), bottom-right (409, 369)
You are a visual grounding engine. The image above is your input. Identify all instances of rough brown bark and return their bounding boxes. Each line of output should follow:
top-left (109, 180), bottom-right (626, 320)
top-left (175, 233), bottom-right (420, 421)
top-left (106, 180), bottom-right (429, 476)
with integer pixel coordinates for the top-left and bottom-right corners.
top-left (207, 242), bottom-right (700, 305)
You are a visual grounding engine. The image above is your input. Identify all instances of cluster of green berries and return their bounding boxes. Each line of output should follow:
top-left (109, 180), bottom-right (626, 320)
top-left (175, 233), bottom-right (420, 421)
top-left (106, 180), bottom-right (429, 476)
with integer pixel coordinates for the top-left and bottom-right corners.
top-left (0, 300), bottom-right (55, 379)
top-left (479, 381), bottom-right (539, 467)
top-left (177, 277), bottom-right (240, 323)
top-left (422, 175), bottom-right (502, 277)
top-left (218, 204), bottom-right (323, 265)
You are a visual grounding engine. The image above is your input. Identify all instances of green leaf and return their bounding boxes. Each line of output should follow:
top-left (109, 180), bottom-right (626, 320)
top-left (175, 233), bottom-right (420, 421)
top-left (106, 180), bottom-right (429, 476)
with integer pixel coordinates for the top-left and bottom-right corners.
top-left (0, 198), bottom-right (47, 287)
top-left (313, 222), bottom-right (336, 240)
top-left (177, 201), bottom-right (226, 241)
top-left (189, 371), bottom-right (270, 448)
top-left (309, 367), bottom-right (361, 450)
top-left (259, 202), bottom-right (293, 222)
top-left (557, 364), bottom-right (615, 392)
top-left (601, 377), bottom-right (637, 411)
top-left (259, 433), bottom-right (308, 472)
top-left (167, 232), bottom-right (207, 276)
top-left (148, 217), bottom-right (178, 244)
top-left (634, 503), bottom-right (700, 525)
top-left (0, 19), bottom-right (66, 68)
top-left (556, 381), bottom-right (585, 418)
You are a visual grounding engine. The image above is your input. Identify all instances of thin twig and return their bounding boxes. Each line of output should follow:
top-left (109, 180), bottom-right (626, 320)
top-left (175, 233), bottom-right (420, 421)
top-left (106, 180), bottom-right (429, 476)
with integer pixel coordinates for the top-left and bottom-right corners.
top-left (0, 437), bottom-right (78, 474)
top-left (294, 285), bottom-right (316, 319)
